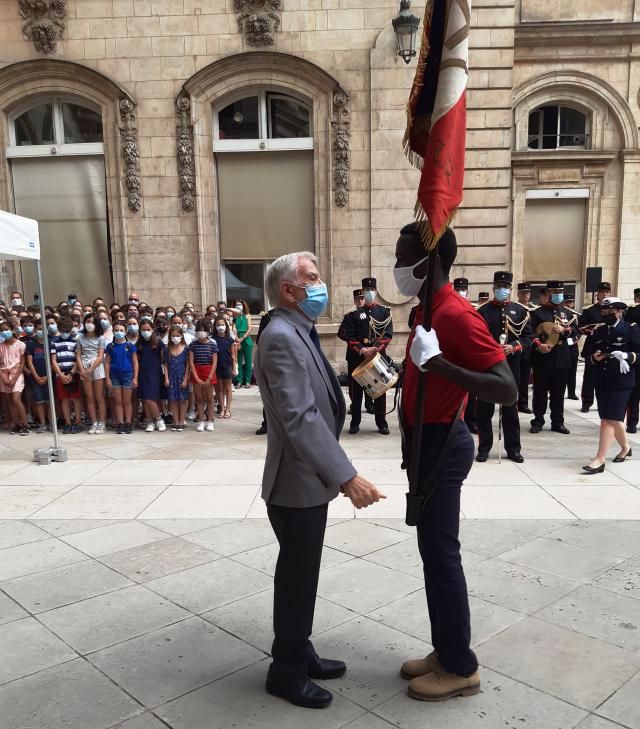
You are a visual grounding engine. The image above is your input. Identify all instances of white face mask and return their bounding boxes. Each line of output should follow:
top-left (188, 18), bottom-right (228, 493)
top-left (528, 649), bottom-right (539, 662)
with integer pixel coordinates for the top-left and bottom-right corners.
top-left (216, 326), bottom-right (226, 334)
top-left (170, 336), bottom-right (183, 345)
top-left (196, 330), bottom-right (209, 339)
top-left (458, 290), bottom-right (469, 299)
top-left (393, 256), bottom-right (428, 297)
top-left (84, 322), bottom-right (96, 333)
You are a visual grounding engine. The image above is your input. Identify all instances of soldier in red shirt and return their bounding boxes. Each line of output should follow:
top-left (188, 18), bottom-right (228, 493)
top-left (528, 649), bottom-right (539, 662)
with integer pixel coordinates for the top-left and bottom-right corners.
top-left (393, 224), bottom-right (517, 702)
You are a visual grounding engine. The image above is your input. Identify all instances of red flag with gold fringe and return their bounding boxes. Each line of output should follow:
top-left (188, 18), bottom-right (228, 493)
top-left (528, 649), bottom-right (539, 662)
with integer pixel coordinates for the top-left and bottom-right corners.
top-left (404, 0), bottom-right (471, 250)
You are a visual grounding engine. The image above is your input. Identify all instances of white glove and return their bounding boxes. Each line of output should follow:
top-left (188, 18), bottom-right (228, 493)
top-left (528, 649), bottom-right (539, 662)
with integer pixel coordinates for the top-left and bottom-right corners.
top-left (610, 351), bottom-right (628, 362)
top-left (619, 359), bottom-right (631, 375)
top-left (410, 325), bottom-right (442, 371)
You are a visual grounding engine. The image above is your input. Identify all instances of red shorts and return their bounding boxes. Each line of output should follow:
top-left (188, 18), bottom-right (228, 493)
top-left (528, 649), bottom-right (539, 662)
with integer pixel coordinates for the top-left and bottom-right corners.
top-left (191, 363), bottom-right (217, 385)
top-left (55, 375), bottom-right (81, 400)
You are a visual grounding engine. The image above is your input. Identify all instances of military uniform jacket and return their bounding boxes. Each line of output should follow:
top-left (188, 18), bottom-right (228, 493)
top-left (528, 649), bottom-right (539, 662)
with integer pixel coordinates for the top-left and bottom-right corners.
top-left (337, 303), bottom-right (393, 371)
top-left (530, 304), bottom-right (580, 371)
top-left (477, 300), bottom-right (532, 381)
top-left (578, 304), bottom-right (603, 358)
top-left (624, 305), bottom-right (640, 370)
top-left (591, 320), bottom-right (640, 391)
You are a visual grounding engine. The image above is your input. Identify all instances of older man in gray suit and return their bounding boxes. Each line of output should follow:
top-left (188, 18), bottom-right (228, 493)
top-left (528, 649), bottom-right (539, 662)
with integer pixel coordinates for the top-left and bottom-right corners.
top-left (255, 251), bottom-right (385, 709)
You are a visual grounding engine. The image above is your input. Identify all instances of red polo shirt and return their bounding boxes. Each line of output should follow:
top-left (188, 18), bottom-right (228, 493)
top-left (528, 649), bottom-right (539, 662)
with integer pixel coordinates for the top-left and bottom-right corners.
top-left (402, 283), bottom-right (506, 426)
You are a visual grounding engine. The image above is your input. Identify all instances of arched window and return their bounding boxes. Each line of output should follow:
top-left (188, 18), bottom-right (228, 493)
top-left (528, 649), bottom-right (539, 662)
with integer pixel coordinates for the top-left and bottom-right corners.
top-left (10, 97), bottom-right (103, 152)
top-left (213, 90), bottom-right (314, 313)
top-left (527, 105), bottom-right (588, 150)
top-left (6, 96), bottom-right (111, 302)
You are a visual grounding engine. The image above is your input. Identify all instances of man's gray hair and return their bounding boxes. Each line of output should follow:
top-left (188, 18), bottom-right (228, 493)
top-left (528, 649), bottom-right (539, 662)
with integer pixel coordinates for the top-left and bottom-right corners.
top-left (266, 251), bottom-right (317, 306)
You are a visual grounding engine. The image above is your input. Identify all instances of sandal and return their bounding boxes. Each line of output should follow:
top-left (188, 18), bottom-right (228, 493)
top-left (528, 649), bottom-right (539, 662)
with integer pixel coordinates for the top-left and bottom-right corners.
top-left (223, 410), bottom-right (231, 419)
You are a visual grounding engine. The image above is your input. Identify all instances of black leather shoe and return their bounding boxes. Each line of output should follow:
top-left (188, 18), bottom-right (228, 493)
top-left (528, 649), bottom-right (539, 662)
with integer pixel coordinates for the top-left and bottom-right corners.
top-left (613, 448), bottom-right (632, 463)
top-left (255, 426), bottom-right (267, 435)
top-left (530, 423), bottom-right (542, 434)
top-left (475, 452), bottom-right (489, 463)
top-left (580, 406), bottom-right (590, 413)
top-left (348, 425), bottom-right (359, 435)
top-left (308, 657), bottom-right (347, 680)
top-left (568, 394), bottom-right (579, 400)
top-left (507, 451), bottom-right (524, 463)
top-left (582, 463), bottom-right (605, 474)
top-left (378, 425), bottom-right (390, 435)
top-left (627, 426), bottom-right (638, 434)
top-left (518, 407), bottom-right (532, 414)
top-left (551, 425), bottom-right (570, 434)
top-left (266, 678), bottom-right (332, 709)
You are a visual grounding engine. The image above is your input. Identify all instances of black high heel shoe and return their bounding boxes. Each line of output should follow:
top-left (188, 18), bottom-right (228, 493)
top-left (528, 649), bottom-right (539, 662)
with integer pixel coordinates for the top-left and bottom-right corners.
top-left (582, 463), bottom-right (605, 474)
top-left (613, 448), bottom-right (632, 463)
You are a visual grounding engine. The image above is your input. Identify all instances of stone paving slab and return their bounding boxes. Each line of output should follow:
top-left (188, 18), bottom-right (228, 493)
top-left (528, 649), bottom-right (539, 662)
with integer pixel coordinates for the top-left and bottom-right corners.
top-left (0, 516), bottom-right (639, 728)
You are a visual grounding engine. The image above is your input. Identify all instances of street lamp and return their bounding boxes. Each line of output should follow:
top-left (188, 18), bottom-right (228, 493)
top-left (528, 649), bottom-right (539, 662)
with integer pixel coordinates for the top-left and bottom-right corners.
top-left (392, 0), bottom-right (421, 64)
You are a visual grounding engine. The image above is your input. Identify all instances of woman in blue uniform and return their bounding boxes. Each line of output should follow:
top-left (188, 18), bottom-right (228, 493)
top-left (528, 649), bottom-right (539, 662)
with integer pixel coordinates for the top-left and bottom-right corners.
top-left (583, 297), bottom-right (640, 473)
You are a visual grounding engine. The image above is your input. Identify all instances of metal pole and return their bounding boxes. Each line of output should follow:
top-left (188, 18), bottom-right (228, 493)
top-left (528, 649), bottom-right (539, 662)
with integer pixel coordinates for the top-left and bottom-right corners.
top-left (35, 259), bottom-right (62, 456)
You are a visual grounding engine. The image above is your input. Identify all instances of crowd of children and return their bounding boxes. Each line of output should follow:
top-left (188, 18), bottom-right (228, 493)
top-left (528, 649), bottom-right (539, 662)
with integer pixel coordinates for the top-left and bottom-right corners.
top-left (0, 289), bottom-right (254, 435)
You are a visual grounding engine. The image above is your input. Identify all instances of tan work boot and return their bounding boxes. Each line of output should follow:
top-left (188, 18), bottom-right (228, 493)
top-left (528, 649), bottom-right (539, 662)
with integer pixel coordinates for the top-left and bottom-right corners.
top-left (408, 665), bottom-right (481, 702)
top-left (400, 650), bottom-right (439, 680)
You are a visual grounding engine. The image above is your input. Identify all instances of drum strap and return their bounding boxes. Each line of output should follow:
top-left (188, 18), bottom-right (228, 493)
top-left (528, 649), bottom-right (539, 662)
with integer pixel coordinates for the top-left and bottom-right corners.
top-left (404, 398), bottom-right (466, 527)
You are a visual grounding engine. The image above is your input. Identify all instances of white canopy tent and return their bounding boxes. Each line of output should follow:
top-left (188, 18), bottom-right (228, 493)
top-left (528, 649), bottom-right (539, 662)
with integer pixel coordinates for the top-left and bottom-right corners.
top-left (0, 210), bottom-right (66, 463)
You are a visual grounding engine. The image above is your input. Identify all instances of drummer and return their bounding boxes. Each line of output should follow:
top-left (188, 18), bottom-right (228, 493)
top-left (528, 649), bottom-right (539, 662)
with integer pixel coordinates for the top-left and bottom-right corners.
top-left (583, 297), bottom-right (640, 473)
top-left (337, 277), bottom-right (393, 435)
top-left (529, 281), bottom-right (580, 434)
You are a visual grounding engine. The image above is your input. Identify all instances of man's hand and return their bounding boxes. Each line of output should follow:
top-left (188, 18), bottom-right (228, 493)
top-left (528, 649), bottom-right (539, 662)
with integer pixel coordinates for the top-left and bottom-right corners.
top-left (593, 350), bottom-right (606, 362)
top-left (410, 325), bottom-right (441, 371)
top-left (537, 343), bottom-right (552, 354)
top-left (610, 351), bottom-right (628, 362)
top-left (342, 475), bottom-right (386, 509)
top-left (360, 346), bottom-right (377, 360)
top-left (502, 344), bottom-right (514, 356)
top-left (552, 324), bottom-right (564, 334)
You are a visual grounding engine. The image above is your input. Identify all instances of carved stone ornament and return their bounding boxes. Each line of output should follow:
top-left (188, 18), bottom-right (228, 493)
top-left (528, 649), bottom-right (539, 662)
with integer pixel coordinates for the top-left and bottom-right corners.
top-left (18, 0), bottom-right (66, 55)
top-left (119, 98), bottom-right (143, 213)
top-left (176, 93), bottom-right (195, 212)
top-left (331, 91), bottom-right (351, 209)
top-left (233, 0), bottom-right (282, 47)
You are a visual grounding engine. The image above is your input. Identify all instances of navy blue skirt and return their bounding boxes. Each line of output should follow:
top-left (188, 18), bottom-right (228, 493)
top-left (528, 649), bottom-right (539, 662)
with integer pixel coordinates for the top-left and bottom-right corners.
top-left (596, 386), bottom-right (633, 421)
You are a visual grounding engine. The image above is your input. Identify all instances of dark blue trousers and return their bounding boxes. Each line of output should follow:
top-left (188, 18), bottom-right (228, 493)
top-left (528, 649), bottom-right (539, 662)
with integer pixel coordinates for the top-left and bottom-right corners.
top-left (413, 422), bottom-right (478, 676)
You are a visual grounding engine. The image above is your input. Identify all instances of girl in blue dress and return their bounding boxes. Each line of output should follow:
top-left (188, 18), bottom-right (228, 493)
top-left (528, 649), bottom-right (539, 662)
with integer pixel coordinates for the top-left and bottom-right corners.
top-left (138, 319), bottom-right (167, 432)
top-left (163, 324), bottom-right (190, 431)
top-left (213, 316), bottom-right (236, 419)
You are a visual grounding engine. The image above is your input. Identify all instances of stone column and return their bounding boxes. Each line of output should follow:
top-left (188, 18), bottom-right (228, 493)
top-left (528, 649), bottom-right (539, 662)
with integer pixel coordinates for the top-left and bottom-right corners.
top-left (617, 150), bottom-right (640, 301)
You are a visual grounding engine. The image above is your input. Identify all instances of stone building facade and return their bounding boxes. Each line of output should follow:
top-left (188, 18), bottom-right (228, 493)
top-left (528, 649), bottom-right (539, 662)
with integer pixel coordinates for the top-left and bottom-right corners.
top-left (0, 0), bottom-right (639, 364)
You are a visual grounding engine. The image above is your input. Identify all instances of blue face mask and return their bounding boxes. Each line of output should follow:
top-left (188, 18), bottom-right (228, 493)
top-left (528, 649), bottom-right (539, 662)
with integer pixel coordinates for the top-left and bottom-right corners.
top-left (48, 324), bottom-right (58, 335)
top-left (296, 283), bottom-right (329, 320)
top-left (114, 331), bottom-right (126, 341)
top-left (551, 293), bottom-right (564, 305)
top-left (494, 288), bottom-right (510, 303)
top-left (128, 324), bottom-right (139, 333)
top-left (24, 325), bottom-right (34, 335)
top-left (60, 332), bottom-right (70, 340)
top-left (0, 330), bottom-right (13, 341)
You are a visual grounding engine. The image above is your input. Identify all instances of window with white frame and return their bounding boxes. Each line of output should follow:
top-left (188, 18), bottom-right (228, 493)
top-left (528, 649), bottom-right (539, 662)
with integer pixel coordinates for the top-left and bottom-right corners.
top-left (214, 89), bottom-right (315, 299)
top-left (527, 105), bottom-right (589, 150)
top-left (8, 97), bottom-right (104, 157)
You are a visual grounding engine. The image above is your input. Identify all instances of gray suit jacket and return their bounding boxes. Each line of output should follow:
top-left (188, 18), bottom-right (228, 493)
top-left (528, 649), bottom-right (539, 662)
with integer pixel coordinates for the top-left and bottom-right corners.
top-left (254, 307), bottom-right (357, 507)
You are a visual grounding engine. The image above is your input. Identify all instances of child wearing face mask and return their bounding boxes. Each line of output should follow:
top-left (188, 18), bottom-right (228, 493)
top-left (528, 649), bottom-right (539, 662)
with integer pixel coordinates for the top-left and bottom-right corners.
top-left (189, 319), bottom-right (218, 432)
top-left (25, 321), bottom-right (50, 433)
top-left (213, 317), bottom-right (235, 419)
top-left (76, 314), bottom-right (107, 434)
top-left (105, 322), bottom-right (138, 434)
top-left (50, 318), bottom-right (83, 434)
top-left (97, 311), bottom-right (114, 344)
top-left (137, 320), bottom-right (167, 432)
top-left (0, 322), bottom-right (29, 434)
top-left (163, 324), bottom-right (190, 431)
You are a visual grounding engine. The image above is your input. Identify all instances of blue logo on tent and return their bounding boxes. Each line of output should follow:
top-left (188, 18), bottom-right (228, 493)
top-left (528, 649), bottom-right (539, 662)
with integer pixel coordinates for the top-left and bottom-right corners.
top-left (28, 241), bottom-right (35, 248)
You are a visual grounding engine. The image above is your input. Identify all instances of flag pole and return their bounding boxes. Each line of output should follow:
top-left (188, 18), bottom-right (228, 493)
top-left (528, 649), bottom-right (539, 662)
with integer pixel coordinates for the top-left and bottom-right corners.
top-left (405, 243), bottom-right (439, 525)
